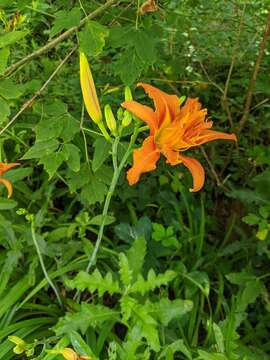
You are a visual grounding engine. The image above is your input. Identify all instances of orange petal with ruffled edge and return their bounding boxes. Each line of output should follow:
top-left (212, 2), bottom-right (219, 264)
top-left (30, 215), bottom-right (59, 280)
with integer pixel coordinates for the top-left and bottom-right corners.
top-left (121, 101), bottom-right (158, 134)
top-left (138, 83), bottom-right (180, 127)
top-left (127, 136), bottom-right (160, 185)
top-left (0, 162), bottom-right (19, 176)
top-left (178, 154), bottom-right (205, 192)
top-left (0, 178), bottom-right (14, 198)
top-left (195, 130), bottom-right (237, 146)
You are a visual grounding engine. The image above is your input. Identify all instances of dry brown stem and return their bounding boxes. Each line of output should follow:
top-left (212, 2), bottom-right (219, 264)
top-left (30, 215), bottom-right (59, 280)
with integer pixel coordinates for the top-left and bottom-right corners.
top-left (0, 46), bottom-right (77, 136)
top-left (238, 9), bottom-right (270, 133)
top-left (1, 0), bottom-right (119, 79)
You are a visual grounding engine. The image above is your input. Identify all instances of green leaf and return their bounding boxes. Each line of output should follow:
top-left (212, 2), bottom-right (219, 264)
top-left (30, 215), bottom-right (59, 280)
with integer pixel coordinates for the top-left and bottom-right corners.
top-left (213, 323), bottom-right (225, 354)
top-left (54, 303), bottom-right (118, 335)
top-left (242, 213), bottom-right (260, 226)
top-left (80, 175), bottom-right (107, 205)
top-left (62, 143), bottom-right (81, 172)
top-left (0, 47), bottom-right (9, 74)
top-left (66, 270), bottom-right (120, 297)
top-left (92, 137), bottom-right (111, 172)
top-left (0, 79), bottom-right (23, 99)
top-left (39, 152), bottom-right (66, 179)
top-left (35, 116), bottom-right (64, 142)
top-left (50, 8), bottom-right (81, 37)
top-left (115, 48), bottom-right (144, 85)
top-left (226, 271), bottom-right (255, 285)
top-left (0, 97), bottom-right (10, 124)
top-left (236, 279), bottom-right (262, 313)
top-left (79, 20), bottom-right (109, 56)
top-left (67, 163), bottom-right (91, 193)
top-left (22, 139), bottom-right (59, 159)
top-left (197, 350), bottom-right (228, 360)
top-left (159, 340), bottom-right (192, 360)
top-left (127, 235), bottom-right (146, 281)
top-left (185, 271), bottom-right (210, 297)
top-left (119, 253), bottom-right (132, 288)
top-left (69, 331), bottom-right (97, 359)
top-left (0, 198), bottom-right (17, 210)
top-left (131, 30), bottom-right (156, 65)
top-left (59, 115), bottom-right (80, 142)
top-left (89, 214), bottom-right (115, 226)
top-left (155, 298), bottom-right (193, 326)
top-left (130, 269), bottom-right (176, 295)
top-left (0, 30), bottom-right (28, 48)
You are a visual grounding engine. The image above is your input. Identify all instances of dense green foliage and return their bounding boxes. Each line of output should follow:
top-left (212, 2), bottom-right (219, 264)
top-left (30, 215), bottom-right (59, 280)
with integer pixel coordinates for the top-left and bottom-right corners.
top-left (0, 0), bottom-right (270, 359)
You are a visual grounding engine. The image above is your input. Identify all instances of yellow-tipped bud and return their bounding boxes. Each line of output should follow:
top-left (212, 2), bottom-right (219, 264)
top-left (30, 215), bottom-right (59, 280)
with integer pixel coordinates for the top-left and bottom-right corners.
top-left (104, 104), bottom-right (117, 136)
top-left (179, 95), bottom-right (186, 105)
top-left (8, 336), bottom-right (27, 354)
top-left (80, 52), bottom-right (102, 124)
top-left (122, 110), bottom-right (132, 127)
top-left (124, 86), bottom-right (133, 101)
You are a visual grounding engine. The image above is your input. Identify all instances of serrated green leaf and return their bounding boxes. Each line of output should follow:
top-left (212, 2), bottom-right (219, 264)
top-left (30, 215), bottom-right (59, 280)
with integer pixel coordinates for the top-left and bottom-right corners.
top-left (67, 163), bottom-right (91, 193)
top-left (0, 30), bottom-right (28, 48)
top-left (115, 48), bottom-right (144, 85)
top-left (92, 137), bottom-right (111, 172)
top-left (0, 97), bottom-right (10, 124)
top-left (62, 143), bottom-right (81, 172)
top-left (130, 269), bottom-right (176, 295)
top-left (66, 270), bottom-right (120, 297)
top-left (197, 350), bottom-right (228, 360)
top-left (119, 253), bottom-right (132, 288)
top-left (59, 115), bottom-right (80, 142)
top-left (131, 30), bottom-right (156, 65)
top-left (22, 139), bottom-right (59, 159)
top-left (50, 8), bottom-right (81, 37)
top-left (39, 152), bottom-right (65, 178)
top-left (35, 116), bottom-right (64, 142)
top-left (79, 20), bottom-right (109, 56)
top-left (0, 47), bottom-right (9, 74)
top-left (213, 323), bottom-right (225, 354)
top-left (155, 298), bottom-right (193, 326)
top-left (0, 79), bottom-right (23, 99)
top-left (127, 235), bottom-right (146, 281)
top-left (80, 176), bottom-right (107, 205)
top-left (54, 303), bottom-right (118, 335)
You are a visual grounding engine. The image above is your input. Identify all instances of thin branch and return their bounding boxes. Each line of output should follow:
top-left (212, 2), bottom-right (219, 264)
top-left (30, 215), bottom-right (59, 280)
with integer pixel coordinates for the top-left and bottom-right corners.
top-left (1, 0), bottom-right (119, 79)
top-left (221, 4), bottom-right (246, 128)
top-left (238, 9), bottom-right (270, 133)
top-left (0, 46), bottom-right (77, 136)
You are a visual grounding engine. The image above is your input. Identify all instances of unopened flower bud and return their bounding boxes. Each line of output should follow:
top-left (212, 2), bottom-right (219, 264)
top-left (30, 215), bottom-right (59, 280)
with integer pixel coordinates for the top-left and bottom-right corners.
top-left (179, 95), bottom-right (186, 105)
top-left (104, 104), bottom-right (117, 136)
top-left (124, 86), bottom-right (133, 101)
top-left (122, 110), bottom-right (132, 127)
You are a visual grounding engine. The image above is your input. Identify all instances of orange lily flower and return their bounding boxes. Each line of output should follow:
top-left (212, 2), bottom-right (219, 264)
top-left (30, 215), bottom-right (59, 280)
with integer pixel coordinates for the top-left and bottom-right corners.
top-left (0, 162), bottom-right (20, 198)
top-left (122, 83), bottom-right (237, 192)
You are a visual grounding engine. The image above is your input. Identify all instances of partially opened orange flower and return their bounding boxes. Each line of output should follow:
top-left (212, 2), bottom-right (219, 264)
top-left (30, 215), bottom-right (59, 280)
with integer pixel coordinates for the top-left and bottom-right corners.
top-left (0, 162), bottom-right (20, 198)
top-left (122, 83), bottom-right (237, 192)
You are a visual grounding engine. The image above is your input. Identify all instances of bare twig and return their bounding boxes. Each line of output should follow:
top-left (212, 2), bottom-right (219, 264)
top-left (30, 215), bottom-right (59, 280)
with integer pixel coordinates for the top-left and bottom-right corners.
top-left (238, 10), bottom-right (270, 133)
top-left (0, 46), bottom-right (77, 136)
top-left (200, 147), bottom-right (228, 191)
top-left (1, 0), bottom-right (119, 79)
top-left (221, 4), bottom-right (246, 128)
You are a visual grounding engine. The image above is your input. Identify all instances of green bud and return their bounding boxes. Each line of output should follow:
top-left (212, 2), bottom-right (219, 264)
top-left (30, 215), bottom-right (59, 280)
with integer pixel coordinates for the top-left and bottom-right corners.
top-left (122, 110), bottom-right (132, 127)
top-left (124, 86), bottom-right (133, 101)
top-left (117, 108), bottom-right (124, 121)
top-left (104, 104), bottom-right (117, 136)
top-left (8, 336), bottom-right (27, 355)
top-left (179, 95), bottom-right (186, 105)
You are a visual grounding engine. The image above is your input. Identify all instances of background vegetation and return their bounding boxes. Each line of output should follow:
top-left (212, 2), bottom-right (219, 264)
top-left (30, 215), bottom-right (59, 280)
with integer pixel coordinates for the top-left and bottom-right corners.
top-left (0, 0), bottom-right (270, 359)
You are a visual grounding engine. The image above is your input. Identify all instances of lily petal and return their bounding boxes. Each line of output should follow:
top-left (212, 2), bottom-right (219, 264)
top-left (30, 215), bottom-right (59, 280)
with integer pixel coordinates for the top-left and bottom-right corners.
top-left (195, 130), bottom-right (237, 145)
top-left (138, 83), bottom-right (180, 126)
top-left (127, 136), bottom-right (160, 185)
top-left (161, 144), bottom-right (182, 165)
top-left (121, 101), bottom-right (158, 134)
top-left (178, 154), bottom-right (205, 192)
top-left (0, 162), bottom-right (19, 176)
top-left (0, 178), bottom-right (14, 198)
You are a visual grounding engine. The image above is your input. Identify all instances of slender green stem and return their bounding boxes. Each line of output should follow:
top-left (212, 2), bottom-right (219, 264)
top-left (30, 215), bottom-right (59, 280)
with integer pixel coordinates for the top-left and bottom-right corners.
top-left (85, 125), bottom-right (140, 275)
top-left (31, 220), bottom-right (62, 307)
